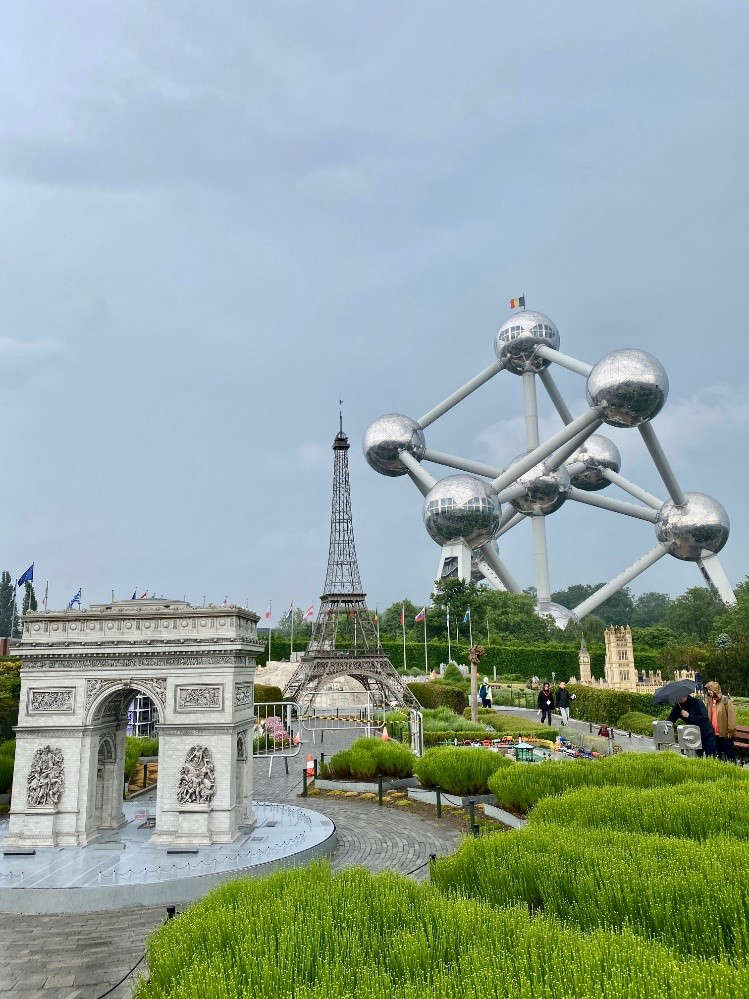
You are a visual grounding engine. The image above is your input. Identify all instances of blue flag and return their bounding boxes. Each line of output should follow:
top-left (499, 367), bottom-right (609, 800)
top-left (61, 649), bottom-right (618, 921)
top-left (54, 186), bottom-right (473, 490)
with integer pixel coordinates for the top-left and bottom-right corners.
top-left (67, 588), bottom-right (82, 609)
top-left (17, 563), bottom-right (34, 587)
top-left (463, 608), bottom-right (471, 624)
top-left (131, 590), bottom-right (137, 600)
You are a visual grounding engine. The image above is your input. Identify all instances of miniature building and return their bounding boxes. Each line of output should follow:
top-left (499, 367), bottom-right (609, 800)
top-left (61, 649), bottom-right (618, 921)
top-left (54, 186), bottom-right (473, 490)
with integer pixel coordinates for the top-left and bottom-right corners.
top-left (578, 627), bottom-right (694, 694)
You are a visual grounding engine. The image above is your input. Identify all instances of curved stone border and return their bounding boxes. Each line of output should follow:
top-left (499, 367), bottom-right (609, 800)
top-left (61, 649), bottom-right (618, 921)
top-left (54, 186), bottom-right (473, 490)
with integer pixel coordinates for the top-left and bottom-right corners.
top-left (0, 807), bottom-right (337, 915)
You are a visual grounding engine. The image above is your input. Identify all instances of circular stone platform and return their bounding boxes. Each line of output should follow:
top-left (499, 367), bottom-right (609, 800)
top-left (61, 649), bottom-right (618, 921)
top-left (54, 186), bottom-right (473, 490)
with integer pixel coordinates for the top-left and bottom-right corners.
top-left (0, 799), bottom-right (336, 914)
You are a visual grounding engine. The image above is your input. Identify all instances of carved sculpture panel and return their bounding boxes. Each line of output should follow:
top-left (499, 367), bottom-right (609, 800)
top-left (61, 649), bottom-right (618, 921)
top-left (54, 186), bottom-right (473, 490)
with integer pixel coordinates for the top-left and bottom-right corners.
top-left (27, 745), bottom-right (65, 807)
top-left (176, 686), bottom-right (222, 711)
top-left (29, 689), bottom-right (74, 713)
top-left (234, 682), bottom-right (253, 708)
top-left (176, 745), bottom-right (216, 805)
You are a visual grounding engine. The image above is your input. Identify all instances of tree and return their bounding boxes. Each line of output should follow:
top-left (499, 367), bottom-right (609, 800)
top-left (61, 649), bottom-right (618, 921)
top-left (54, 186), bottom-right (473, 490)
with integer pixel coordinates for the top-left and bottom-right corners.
top-left (22, 582), bottom-right (37, 616)
top-left (551, 583), bottom-right (634, 625)
top-left (478, 589), bottom-right (554, 643)
top-left (631, 591), bottom-right (672, 628)
top-left (430, 579), bottom-right (478, 637)
top-left (0, 572), bottom-right (14, 639)
top-left (380, 600), bottom-right (420, 639)
top-left (664, 586), bottom-right (722, 641)
top-left (713, 577), bottom-right (749, 643)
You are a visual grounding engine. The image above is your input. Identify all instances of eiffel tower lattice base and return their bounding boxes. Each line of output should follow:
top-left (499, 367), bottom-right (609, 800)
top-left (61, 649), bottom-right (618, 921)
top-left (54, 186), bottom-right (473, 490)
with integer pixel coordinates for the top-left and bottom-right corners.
top-left (283, 415), bottom-right (419, 711)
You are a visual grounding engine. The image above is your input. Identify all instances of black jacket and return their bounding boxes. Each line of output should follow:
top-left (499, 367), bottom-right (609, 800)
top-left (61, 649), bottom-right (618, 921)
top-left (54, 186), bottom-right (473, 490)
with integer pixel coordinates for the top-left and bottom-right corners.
top-left (667, 696), bottom-right (713, 741)
top-left (556, 688), bottom-right (571, 708)
top-left (537, 689), bottom-right (554, 710)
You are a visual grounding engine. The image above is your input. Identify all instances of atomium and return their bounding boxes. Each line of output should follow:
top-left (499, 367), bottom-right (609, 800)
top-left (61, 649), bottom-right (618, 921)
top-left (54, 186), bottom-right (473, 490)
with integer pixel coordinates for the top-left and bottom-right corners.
top-left (365, 302), bottom-right (736, 621)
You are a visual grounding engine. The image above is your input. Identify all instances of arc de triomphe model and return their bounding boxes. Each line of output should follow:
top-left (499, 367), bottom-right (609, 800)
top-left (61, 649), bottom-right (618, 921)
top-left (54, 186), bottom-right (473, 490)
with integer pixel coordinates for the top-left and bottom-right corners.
top-left (5, 599), bottom-right (263, 849)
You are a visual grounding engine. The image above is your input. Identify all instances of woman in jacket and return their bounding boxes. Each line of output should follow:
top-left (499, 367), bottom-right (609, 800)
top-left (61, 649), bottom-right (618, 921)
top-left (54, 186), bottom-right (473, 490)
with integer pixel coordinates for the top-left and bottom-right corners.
top-left (537, 682), bottom-right (554, 725)
top-left (705, 681), bottom-right (737, 761)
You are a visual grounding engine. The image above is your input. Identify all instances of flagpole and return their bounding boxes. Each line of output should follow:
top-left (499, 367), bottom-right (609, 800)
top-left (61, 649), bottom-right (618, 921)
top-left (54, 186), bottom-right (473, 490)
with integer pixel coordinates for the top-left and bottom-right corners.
top-left (446, 606), bottom-right (451, 662)
top-left (354, 614), bottom-right (357, 652)
top-left (376, 610), bottom-right (380, 650)
top-left (423, 612), bottom-right (428, 675)
top-left (469, 610), bottom-right (473, 649)
top-left (43, 581), bottom-right (48, 613)
top-left (269, 600), bottom-right (273, 663)
top-left (290, 601), bottom-right (294, 657)
top-left (401, 603), bottom-right (406, 672)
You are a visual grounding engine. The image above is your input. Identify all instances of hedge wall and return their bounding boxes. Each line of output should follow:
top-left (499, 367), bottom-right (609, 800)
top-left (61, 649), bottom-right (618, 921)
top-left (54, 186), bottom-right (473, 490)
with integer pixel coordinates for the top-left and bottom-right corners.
top-left (568, 684), bottom-right (660, 726)
top-left (406, 682), bottom-right (467, 713)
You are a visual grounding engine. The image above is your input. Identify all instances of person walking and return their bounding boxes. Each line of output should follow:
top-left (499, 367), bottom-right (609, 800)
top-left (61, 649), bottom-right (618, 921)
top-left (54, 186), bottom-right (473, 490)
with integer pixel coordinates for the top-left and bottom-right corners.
top-left (479, 677), bottom-right (490, 709)
top-left (705, 681), bottom-right (737, 761)
top-left (556, 681), bottom-right (575, 726)
top-left (667, 693), bottom-right (717, 757)
top-left (486, 680), bottom-right (493, 709)
top-left (537, 682), bottom-right (554, 726)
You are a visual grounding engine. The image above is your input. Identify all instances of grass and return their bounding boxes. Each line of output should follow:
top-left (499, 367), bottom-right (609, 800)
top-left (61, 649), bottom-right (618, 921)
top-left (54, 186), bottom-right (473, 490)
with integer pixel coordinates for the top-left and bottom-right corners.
top-left (529, 779), bottom-right (749, 841)
top-left (432, 824), bottom-right (749, 962)
top-left (134, 863), bottom-right (749, 999)
top-left (414, 746), bottom-right (511, 795)
top-left (488, 751), bottom-right (747, 812)
top-left (125, 736), bottom-right (160, 781)
top-left (323, 738), bottom-right (415, 780)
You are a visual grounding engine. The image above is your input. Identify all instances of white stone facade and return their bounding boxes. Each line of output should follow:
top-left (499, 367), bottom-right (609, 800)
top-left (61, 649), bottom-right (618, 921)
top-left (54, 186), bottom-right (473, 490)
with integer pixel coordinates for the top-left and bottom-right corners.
top-left (6, 599), bottom-right (263, 849)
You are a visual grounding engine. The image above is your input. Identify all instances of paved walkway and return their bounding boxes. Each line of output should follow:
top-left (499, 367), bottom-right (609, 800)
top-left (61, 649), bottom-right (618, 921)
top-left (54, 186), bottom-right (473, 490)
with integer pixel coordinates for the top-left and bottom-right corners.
top-left (0, 729), bottom-right (460, 998)
top-left (496, 706), bottom-right (657, 753)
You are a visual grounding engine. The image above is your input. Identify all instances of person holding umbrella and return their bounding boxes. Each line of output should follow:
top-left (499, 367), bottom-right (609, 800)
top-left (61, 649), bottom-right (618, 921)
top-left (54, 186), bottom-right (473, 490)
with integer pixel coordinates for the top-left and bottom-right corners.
top-left (655, 679), bottom-right (717, 757)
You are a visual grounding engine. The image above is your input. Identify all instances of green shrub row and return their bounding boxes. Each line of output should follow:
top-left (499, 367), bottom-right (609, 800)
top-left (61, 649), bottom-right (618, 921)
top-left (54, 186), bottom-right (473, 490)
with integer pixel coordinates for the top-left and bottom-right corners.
top-left (488, 752), bottom-right (745, 813)
top-left (464, 708), bottom-right (553, 741)
top-left (616, 710), bottom-right (658, 735)
top-left (125, 736), bottom-right (160, 781)
top-left (0, 754), bottom-right (13, 794)
top-left (135, 862), bottom-right (749, 999)
top-left (413, 746), bottom-right (511, 795)
top-left (567, 684), bottom-right (661, 725)
top-left (431, 824), bottom-right (749, 963)
top-left (530, 779), bottom-right (749, 841)
top-left (406, 681), bottom-right (466, 713)
top-left (322, 738), bottom-right (415, 781)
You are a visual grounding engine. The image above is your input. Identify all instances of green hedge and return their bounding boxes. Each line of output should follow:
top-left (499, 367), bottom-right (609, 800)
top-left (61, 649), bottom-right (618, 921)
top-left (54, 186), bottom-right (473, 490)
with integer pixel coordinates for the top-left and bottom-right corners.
top-left (530, 780), bottom-right (749, 841)
top-left (407, 682), bottom-right (466, 713)
top-left (414, 746), bottom-right (511, 795)
top-left (254, 684), bottom-right (284, 703)
top-left (431, 824), bottom-right (749, 963)
top-left (322, 738), bottom-right (415, 780)
top-left (567, 684), bottom-right (660, 725)
top-left (125, 736), bottom-right (160, 780)
top-left (134, 863), bottom-right (749, 999)
top-left (0, 754), bottom-right (13, 794)
top-left (488, 752), bottom-right (744, 813)
top-left (616, 711), bottom-right (658, 736)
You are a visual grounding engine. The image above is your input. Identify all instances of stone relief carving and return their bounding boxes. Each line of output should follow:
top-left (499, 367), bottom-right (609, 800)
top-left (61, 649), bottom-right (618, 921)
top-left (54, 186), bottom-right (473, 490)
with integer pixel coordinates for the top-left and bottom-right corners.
top-left (24, 654), bottom-right (252, 671)
top-left (27, 745), bottom-right (65, 807)
top-left (29, 689), bottom-right (74, 713)
top-left (177, 686), bottom-right (222, 710)
top-left (237, 732), bottom-right (247, 760)
top-left (176, 745), bottom-right (216, 805)
top-left (234, 682), bottom-right (253, 708)
top-left (84, 677), bottom-right (166, 715)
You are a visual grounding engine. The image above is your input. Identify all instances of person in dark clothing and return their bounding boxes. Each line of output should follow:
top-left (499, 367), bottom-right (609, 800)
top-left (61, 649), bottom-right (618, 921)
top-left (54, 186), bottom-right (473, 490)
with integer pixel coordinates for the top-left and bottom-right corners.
top-left (537, 683), bottom-right (554, 725)
top-left (667, 695), bottom-right (717, 757)
top-left (555, 682), bottom-right (576, 726)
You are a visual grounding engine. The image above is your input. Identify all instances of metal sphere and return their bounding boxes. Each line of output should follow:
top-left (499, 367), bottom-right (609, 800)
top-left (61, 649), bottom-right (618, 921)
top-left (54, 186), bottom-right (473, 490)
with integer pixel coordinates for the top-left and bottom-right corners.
top-left (423, 474), bottom-right (501, 548)
top-left (493, 309), bottom-right (560, 375)
top-left (655, 492), bottom-right (730, 561)
top-left (510, 455), bottom-right (570, 516)
top-left (536, 601), bottom-right (577, 629)
top-left (362, 414), bottom-right (426, 477)
top-left (586, 349), bottom-right (669, 428)
top-left (566, 434), bottom-right (621, 492)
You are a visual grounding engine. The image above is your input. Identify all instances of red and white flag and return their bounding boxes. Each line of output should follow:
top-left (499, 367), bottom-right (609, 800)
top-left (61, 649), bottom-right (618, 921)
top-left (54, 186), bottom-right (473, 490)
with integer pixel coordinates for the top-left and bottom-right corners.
top-left (414, 607), bottom-right (426, 623)
top-left (303, 605), bottom-right (314, 620)
top-left (139, 591), bottom-right (148, 599)
top-left (264, 605), bottom-right (272, 620)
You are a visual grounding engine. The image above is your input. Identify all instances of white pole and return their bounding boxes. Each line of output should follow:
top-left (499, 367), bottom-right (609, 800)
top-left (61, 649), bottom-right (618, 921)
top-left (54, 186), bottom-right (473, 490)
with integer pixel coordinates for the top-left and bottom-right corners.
top-left (567, 487), bottom-right (658, 522)
top-left (572, 543), bottom-right (671, 619)
top-left (376, 612), bottom-right (381, 649)
top-left (446, 605), bottom-right (451, 662)
top-left (401, 604), bottom-right (406, 672)
top-left (600, 468), bottom-right (663, 510)
top-left (354, 614), bottom-right (357, 652)
top-left (638, 423), bottom-right (687, 506)
top-left (422, 449), bottom-right (501, 478)
top-left (423, 614), bottom-right (428, 674)
top-left (418, 359), bottom-right (504, 428)
top-left (468, 612), bottom-right (473, 649)
top-left (290, 602), bottom-right (294, 656)
top-left (538, 367), bottom-right (573, 424)
top-left (269, 601), bottom-right (272, 663)
top-left (534, 344), bottom-right (593, 376)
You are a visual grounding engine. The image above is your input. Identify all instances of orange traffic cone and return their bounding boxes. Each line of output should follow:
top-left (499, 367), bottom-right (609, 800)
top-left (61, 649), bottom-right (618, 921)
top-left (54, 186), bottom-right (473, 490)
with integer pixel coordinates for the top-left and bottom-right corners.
top-left (305, 754), bottom-right (314, 778)
top-left (381, 725), bottom-right (390, 741)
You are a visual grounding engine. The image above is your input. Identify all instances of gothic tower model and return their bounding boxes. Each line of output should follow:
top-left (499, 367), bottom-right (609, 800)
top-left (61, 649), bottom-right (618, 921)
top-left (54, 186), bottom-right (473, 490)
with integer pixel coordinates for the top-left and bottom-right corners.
top-left (284, 416), bottom-right (419, 709)
top-left (578, 638), bottom-right (592, 684)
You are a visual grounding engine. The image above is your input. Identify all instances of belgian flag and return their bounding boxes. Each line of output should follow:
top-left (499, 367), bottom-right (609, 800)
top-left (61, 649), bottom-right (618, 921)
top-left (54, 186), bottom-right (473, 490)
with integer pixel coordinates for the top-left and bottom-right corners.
top-left (509, 295), bottom-right (525, 309)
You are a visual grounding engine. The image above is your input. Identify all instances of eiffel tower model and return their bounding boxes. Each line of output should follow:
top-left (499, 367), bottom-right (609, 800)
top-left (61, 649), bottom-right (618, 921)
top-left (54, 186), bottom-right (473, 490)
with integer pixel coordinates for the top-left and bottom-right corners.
top-left (284, 414), bottom-right (419, 710)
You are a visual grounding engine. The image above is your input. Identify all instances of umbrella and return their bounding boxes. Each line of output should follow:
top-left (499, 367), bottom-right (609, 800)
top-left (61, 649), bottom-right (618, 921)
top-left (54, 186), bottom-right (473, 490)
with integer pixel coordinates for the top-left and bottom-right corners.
top-left (652, 679), bottom-right (696, 706)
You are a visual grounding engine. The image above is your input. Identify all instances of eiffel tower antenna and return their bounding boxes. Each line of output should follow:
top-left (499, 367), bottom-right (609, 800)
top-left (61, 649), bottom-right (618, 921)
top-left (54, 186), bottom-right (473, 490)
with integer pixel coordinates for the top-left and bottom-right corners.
top-left (284, 413), bottom-right (418, 709)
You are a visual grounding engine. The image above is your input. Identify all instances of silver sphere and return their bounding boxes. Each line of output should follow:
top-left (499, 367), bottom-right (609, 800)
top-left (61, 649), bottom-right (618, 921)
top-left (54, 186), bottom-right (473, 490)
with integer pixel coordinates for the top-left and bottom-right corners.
top-left (510, 455), bottom-right (570, 516)
top-left (586, 349), bottom-right (668, 428)
top-left (566, 434), bottom-right (621, 492)
top-left (494, 309), bottom-right (560, 375)
top-left (362, 414), bottom-right (426, 477)
top-left (655, 492), bottom-right (730, 561)
top-left (423, 474), bottom-right (501, 548)
top-left (536, 601), bottom-right (577, 629)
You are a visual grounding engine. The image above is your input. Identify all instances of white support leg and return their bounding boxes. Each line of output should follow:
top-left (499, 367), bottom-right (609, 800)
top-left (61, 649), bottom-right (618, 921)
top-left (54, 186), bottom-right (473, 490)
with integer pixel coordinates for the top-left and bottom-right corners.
top-left (600, 468), bottom-right (663, 510)
top-left (572, 543), bottom-right (671, 619)
top-left (399, 449), bottom-right (437, 496)
top-left (496, 511), bottom-right (526, 538)
top-left (478, 541), bottom-right (522, 593)
top-left (567, 486), bottom-right (658, 523)
top-left (697, 553), bottom-right (737, 606)
top-left (535, 344), bottom-right (593, 376)
top-left (436, 542), bottom-right (472, 584)
top-left (422, 449), bottom-right (500, 478)
top-left (538, 368), bottom-right (573, 424)
top-left (531, 516), bottom-right (551, 603)
top-left (638, 423), bottom-right (686, 506)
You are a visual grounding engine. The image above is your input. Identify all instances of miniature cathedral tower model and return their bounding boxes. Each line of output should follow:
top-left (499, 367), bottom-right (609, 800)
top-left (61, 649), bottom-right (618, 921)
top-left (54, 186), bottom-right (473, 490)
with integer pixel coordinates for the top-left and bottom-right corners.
top-left (284, 414), bottom-right (418, 709)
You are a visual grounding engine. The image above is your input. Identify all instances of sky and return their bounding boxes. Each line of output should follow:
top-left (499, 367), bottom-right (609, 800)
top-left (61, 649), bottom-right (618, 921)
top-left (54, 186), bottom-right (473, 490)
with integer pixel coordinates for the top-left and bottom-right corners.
top-left (1, 1), bottom-right (748, 620)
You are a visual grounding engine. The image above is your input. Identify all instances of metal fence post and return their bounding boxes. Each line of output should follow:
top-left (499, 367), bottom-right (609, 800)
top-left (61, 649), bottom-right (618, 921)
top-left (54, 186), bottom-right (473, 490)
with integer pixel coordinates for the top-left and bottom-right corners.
top-left (302, 771), bottom-right (308, 798)
top-left (435, 786), bottom-right (442, 819)
top-left (378, 774), bottom-right (383, 806)
top-left (467, 799), bottom-right (479, 837)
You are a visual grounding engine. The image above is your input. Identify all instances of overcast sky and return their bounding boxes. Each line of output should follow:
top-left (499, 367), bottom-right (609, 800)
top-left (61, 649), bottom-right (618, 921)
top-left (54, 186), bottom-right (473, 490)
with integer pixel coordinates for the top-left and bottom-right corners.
top-left (2, 2), bottom-right (747, 618)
